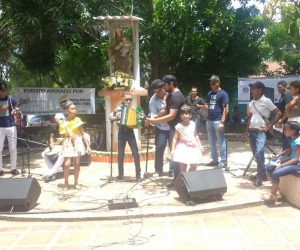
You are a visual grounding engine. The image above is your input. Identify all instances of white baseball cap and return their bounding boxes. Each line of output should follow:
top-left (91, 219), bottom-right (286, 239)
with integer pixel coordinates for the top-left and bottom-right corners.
top-left (54, 113), bottom-right (65, 122)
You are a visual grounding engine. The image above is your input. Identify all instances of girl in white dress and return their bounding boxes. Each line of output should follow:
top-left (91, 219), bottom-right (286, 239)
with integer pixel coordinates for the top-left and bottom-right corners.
top-left (171, 104), bottom-right (203, 172)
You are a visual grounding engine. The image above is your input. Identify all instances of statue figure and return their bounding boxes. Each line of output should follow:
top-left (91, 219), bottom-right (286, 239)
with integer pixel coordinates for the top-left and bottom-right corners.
top-left (108, 27), bottom-right (132, 74)
top-left (116, 36), bottom-right (131, 57)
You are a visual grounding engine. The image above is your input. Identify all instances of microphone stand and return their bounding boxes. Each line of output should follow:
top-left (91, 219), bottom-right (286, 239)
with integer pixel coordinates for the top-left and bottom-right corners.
top-left (131, 118), bottom-right (166, 190)
top-left (99, 120), bottom-right (115, 187)
top-left (7, 135), bottom-right (46, 178)
top-left (19, 127), bottom-right (26, 175)
top-left (243, 144), bottom-right (276, 176)
top-left (223, 105), bottom-right (237, 176)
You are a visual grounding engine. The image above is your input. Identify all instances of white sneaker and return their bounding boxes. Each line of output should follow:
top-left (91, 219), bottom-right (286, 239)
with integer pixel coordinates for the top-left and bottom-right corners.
top-left (219, 162), bottom-right (227, 168)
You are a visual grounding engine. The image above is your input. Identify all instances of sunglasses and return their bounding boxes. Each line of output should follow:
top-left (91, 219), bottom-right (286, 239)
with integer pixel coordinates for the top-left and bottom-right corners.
top-left (125, 98), bottom-right (132, 101)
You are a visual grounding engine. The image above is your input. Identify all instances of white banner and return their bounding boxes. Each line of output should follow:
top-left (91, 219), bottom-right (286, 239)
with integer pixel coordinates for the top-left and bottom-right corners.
top-left (238, 76), bottom-right (300, 104)
top-left (12, 88), bottom-right (95, 115)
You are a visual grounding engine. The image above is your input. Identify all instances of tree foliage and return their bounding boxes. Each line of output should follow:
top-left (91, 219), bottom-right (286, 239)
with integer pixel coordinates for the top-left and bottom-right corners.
top-left (262, 0), bottom-right (300, 75)
top-left (0, 0), bottom-right (270, 98)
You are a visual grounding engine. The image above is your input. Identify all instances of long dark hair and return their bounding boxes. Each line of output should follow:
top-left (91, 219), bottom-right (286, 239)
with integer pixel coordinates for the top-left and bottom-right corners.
top-left (290, 81), bottom-right (300, 94)
top-left (286, 121), bottom-right (300, 139)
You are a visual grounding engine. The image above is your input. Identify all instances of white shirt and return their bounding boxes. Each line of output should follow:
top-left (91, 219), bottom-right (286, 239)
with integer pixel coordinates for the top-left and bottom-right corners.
top-left (249, 95), bottom-right (276, 129)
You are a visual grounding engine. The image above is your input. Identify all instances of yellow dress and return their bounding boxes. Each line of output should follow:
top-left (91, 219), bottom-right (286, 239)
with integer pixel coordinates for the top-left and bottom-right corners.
top-left (58, 117), bottom-right (85, 157)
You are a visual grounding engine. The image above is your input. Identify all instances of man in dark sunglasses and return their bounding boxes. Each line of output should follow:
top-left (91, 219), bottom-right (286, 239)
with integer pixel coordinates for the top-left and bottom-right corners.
top-left (204, 75), bottom-right (229, 168)
top-left (109, 92), bottom-right (141, 182)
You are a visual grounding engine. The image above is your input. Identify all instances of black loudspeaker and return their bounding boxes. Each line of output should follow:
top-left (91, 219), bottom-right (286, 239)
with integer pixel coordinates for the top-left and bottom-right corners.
top-left (80, 153), bottom-right (91, 166)
top-left (174, 168), bottom-right (227, 203)
top-left (0, 178), bottom-right (41, 210)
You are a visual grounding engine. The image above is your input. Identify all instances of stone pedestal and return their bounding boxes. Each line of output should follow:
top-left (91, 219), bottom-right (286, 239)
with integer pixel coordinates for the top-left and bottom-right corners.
top-left (98, 89), bottom-right (148, 152)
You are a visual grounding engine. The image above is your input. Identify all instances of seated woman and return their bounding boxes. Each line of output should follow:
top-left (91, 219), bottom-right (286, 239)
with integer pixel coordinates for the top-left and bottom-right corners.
top-left (262, 121), bottom-right (300, 201)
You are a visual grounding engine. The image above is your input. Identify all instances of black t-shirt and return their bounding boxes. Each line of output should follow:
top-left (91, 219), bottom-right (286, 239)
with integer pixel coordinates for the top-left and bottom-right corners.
top-left (49, 124), bottom-right (60, 139)
top-left (186, 96), bottom-right (205, 117)
top-left (166, 90), bottom-right (186, 129)
top-left (278, 91), bottom-right (293, 119)
top-left (207, 89), bottom-right (229, 121)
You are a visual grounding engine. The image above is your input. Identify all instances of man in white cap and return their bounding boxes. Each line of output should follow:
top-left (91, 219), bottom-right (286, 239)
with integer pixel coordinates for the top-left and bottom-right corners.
top-left (41, 113), bottom-right (65, 182)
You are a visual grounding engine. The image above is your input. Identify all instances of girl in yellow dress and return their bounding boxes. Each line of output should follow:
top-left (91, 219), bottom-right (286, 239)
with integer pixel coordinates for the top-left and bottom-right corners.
top-left (58, 100), bottom-right (91, 191)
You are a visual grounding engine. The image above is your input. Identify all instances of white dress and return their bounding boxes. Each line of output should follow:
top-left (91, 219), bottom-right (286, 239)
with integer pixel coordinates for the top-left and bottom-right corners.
top-left (172, 121), bottom-right (202, 164)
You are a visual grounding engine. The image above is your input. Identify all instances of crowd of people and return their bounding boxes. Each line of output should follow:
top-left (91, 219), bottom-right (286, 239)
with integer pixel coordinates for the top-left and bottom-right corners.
top-left (1, 76), bottom-right (300, 202)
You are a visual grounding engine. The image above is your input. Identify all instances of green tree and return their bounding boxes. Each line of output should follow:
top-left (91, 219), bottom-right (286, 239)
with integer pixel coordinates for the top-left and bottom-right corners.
top-left (0, 0), bottom-right (108, 88)
top-left (0, 0), bottom-right (270, 98)
top-left (262, 0), bottom-right (300, 75)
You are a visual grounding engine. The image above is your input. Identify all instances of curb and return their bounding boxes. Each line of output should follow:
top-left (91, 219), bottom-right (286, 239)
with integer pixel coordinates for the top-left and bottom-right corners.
top-left (0, 200), bottom-right (265, 222)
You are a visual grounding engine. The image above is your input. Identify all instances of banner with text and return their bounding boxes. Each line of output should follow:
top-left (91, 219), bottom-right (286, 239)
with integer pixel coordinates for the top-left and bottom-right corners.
top-left (238, 76), bottom-right (300, 104)
top-left (12, 88), bottom-right (95, 115)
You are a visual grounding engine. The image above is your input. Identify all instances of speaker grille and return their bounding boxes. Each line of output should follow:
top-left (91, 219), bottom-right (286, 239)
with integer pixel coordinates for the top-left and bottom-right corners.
top-left (175, 169), bottom-right (227, 202)
top-left (0, 178), bottom-right (41, 210)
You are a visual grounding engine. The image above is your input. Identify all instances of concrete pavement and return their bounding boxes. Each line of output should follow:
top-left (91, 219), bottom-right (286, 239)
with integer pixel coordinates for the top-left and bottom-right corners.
top-left (0, 205), bottom-right (300, 249)
top-left (0, 139), bottom-right (284, 221)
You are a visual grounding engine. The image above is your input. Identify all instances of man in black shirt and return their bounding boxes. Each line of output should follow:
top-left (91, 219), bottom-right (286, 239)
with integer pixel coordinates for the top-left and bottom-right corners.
top-left (277, 80), bottom-right (293, 150)
top-left (186, 87), bottom-right (205, 134)
top-left (145, 75), bottom-right (186, 187)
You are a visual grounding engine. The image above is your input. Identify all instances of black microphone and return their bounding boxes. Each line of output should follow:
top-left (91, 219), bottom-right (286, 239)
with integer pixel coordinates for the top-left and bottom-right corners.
top-left (148, 113), bottom-right (161, 127)
top-left (15, 107), bottom-right (23, 115)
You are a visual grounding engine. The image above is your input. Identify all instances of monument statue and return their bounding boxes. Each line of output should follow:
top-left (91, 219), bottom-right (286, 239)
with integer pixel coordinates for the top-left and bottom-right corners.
top-left (108, 27), bottom-right (132, 74)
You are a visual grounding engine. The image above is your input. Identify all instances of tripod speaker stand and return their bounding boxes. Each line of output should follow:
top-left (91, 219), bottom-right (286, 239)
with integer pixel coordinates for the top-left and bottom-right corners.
top-left (9, 135), bottom-right (46, 178)
top-left (131, 124), bottom-right (166, 190)
top-left (243, 143), bottom-right (277, 176)
top-left (100, 120), bottom-right (115, 187)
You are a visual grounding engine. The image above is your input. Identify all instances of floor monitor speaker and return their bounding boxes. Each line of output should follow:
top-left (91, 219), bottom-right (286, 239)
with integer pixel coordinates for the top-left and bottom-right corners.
top-left (0, 178), bottom-right (41, 210)
top-left (80, 153), bottom-right (91, 166)
top-left (174, 168), bottom-right (227, 203)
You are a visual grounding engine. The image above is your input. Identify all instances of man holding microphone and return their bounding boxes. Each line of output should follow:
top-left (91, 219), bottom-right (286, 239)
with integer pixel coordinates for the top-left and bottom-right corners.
top-left (0, 80), bottom-right (21, 176)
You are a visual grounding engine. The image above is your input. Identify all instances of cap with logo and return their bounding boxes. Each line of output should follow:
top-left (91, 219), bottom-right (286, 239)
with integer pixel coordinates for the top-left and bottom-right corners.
top-left (54, 113), bottom-right (65, 122)
top-left (158, 75), bottom-right (177, 87)
top-left (208, 75), bottom-right (220, 81)
top-left (249, 81), bottom-right (265, 90)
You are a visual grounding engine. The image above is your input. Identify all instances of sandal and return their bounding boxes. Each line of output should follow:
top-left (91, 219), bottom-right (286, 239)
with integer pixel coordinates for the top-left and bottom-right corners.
top-left (74, 184), bottom-right (82, 190)
top-left (62, 184), bottom-right (69, 191)
top-left (261, 193), bottom-right (277, 201)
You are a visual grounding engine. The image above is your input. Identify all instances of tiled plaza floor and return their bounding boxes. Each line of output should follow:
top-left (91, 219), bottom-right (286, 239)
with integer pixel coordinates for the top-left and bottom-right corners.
top-left (0, 205), bottom-right (300, 249)
top-left (1, 138), bottom-right (299, 249)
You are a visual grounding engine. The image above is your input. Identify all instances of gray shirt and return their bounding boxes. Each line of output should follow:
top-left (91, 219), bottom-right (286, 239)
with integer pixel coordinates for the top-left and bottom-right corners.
top-left (149, 94), bottom-right (170, 131)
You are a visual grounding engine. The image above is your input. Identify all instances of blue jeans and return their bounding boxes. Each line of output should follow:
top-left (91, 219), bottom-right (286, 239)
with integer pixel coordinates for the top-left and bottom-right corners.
top-left (266, 161), bottom-right (300, 184)
top-left (117, 129), bottom-right (141, 176)
top-left (154, 127), bottom-right (169, 172)
top-left (206, 120), bottom-right (226, 164)
top-left (169, 128), bottom-right (180, 179)
top-left (191, 116), bottom-right (200, 134)
top-left (249, 130), bottom-right (266, 177)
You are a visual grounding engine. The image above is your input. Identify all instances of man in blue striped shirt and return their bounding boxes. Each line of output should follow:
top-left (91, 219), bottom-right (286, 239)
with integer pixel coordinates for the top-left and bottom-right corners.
top-left (149, 79), bottom-right (170, 177)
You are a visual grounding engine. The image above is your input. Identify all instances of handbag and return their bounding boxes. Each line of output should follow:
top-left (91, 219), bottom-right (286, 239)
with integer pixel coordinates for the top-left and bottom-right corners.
top-left (253, 103), bottom-right (274, 140)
